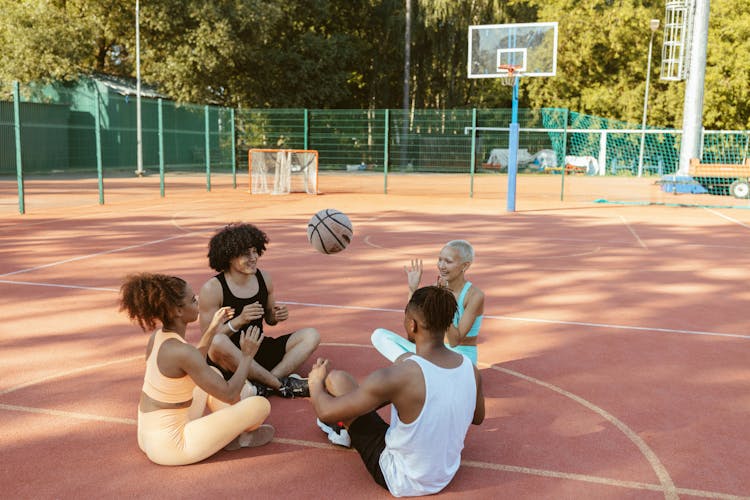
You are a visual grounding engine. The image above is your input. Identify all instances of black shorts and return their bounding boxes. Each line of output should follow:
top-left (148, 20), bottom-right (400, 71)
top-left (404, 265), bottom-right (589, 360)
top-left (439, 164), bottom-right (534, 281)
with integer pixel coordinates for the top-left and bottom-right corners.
top-left (211, 333), bottom-right (291, 380)
top-left (254, 333), bottom-right (291, 371)
top-left (348, 411), bottom-right (389, 490)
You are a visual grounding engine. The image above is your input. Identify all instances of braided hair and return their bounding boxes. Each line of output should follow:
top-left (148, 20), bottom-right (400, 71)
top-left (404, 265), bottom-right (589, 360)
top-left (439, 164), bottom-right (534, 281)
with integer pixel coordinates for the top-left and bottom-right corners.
top-left (119, 273), bottom-right (186, 331)
top-left (407, 285), bottom-right (457, 337)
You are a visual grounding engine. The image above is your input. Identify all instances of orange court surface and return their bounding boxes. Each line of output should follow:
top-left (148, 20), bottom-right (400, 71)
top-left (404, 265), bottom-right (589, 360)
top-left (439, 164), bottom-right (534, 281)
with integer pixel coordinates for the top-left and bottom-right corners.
top-left (1, 172), bottom-right (749, 499)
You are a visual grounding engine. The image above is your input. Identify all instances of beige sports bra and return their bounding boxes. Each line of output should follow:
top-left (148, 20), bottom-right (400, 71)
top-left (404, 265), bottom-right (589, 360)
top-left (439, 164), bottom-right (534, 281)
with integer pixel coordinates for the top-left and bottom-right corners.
top-left (141, 330), bottom-right (195, 404)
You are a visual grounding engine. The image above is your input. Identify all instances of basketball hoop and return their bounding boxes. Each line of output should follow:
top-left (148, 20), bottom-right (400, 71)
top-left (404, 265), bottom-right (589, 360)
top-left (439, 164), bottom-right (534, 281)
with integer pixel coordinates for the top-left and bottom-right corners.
top-left (497, 64), bottom-right (522, 86)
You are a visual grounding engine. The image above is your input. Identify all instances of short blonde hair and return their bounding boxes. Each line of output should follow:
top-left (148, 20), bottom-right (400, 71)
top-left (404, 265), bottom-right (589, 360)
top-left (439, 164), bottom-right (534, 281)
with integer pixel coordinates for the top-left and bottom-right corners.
top-left (445, 240), bottom-right (474, 263)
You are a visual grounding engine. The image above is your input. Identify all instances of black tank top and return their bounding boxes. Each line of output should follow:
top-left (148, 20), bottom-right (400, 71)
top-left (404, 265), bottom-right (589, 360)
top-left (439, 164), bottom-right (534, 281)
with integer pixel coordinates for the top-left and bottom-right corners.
top-left (207, 270), bottom-right (269, 378)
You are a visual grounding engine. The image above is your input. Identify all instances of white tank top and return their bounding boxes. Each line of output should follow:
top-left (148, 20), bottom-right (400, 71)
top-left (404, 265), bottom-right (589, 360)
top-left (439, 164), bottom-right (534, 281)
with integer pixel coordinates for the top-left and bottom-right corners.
top-left (379, 354), bottom-right (476, 496)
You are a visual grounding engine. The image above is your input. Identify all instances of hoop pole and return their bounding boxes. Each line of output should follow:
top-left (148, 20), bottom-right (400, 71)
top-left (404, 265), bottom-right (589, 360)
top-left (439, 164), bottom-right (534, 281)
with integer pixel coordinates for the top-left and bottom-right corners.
top-left (506, 75), bottom-right (520, 212)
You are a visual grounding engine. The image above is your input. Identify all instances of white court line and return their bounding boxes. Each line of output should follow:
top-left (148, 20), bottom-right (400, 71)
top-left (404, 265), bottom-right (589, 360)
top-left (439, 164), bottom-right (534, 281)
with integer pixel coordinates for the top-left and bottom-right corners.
top-left (461, 460), bottom-right (744, 500)
top-left (0, 356), bottom-right (142, 396)
top-left (704, 207), bottom-right (750, 230)
top-left (0, 403), bottom-right (137, 425)
top-left (619, 215), bottom-right (648, 249)
top-left (0, 352), bottom-right (744, 498)
top-left (0, 405), bottom-right (741, 498)
top-left (280, 300), bottom-right (750, 340)
top-left (0, 233), bottom-right (197, 278)
top-left (0, 279), bottom-right (117, 292)
top-left (0, 280), bottom-right (746, 341)
top-left (486, 314), bottom-right (750, 340)
top-left (490, 365), bottom-right (677, 500)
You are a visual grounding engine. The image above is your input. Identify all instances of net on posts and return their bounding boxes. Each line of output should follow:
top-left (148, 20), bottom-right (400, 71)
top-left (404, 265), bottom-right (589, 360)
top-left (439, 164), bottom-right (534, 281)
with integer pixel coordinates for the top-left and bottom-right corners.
top-left (249, 149), bottom-right (318, 195)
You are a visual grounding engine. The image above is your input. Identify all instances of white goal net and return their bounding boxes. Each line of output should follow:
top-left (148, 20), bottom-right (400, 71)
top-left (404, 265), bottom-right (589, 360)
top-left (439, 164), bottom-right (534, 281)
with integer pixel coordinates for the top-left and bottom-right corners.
top-left (249, 149), bottom-right (318, 195)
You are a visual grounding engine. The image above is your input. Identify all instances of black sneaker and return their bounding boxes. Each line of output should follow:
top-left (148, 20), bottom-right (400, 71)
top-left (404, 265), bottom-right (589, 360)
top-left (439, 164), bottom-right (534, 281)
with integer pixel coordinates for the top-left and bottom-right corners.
top-left (254, 384), bottom-right (272, 398)
top-left (279, 374), bottom-right (310, 398)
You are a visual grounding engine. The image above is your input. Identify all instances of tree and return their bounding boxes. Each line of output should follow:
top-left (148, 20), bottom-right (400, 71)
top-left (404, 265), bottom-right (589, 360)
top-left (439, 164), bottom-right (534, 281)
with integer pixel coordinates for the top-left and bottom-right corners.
top-left (0, 0), bottom-right (135, 83)
top-left (0, 0), bottom-right (748, 130)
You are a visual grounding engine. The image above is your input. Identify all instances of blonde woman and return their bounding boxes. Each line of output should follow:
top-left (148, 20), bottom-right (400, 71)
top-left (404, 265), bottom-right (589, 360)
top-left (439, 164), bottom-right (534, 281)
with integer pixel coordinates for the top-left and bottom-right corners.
top-left (371, 240), bottom-right (484, 364)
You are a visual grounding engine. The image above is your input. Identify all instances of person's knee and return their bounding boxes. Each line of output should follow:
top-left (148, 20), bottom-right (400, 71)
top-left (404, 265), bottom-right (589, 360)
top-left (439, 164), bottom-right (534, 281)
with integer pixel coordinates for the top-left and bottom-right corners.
top-left (208, 335), bottom-right (236, 368)
top-left (371, 328), bottom-right (387, 344)
top-left (295, 327), bottom-right (320, 349)
top-left (325, 369), bottom-right (356, 396)
top-left (253, 395), bottom-right (271, 416)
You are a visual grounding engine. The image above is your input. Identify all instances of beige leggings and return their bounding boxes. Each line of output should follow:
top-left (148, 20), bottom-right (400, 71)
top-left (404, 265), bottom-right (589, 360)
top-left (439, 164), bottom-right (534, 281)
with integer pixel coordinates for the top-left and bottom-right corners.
top-left (137, 381), bottom-right (270, 466)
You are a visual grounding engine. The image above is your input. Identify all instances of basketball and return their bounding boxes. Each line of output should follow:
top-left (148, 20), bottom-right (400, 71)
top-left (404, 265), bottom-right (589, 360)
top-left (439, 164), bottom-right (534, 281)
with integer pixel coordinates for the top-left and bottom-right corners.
top-left (307, 209), bottom-right (353, 254)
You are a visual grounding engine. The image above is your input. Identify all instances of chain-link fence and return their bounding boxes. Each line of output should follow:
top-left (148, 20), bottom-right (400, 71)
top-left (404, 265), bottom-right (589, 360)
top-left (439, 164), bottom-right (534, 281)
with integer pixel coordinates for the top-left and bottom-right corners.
top-left (3, 79), bottom-right (750, 213)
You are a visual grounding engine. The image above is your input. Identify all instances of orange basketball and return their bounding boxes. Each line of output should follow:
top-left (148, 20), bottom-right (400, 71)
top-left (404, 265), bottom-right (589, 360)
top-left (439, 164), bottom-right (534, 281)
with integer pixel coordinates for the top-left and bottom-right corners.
top-left (307, 209), bottom-right (353, 254)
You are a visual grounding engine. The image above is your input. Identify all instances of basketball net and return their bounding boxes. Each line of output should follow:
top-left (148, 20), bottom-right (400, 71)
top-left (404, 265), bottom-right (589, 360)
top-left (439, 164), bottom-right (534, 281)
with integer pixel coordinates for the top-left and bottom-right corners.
top-left (498, 64), bottom-right (522, 86)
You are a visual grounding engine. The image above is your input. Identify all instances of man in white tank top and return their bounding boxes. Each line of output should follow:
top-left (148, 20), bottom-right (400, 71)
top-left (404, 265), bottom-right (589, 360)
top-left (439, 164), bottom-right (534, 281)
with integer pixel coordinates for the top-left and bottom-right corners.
top-left (309, 286), bottom-right (485, 497)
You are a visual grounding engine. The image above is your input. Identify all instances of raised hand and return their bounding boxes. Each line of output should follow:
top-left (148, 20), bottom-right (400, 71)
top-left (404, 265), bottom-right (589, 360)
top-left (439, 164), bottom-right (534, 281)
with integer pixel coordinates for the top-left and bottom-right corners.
top-left (404, 259), bottom-right (423, 292)
top-left (208, 306), bottom-right (234, 333)
top-left (308, 357), bottom-right (330, 385)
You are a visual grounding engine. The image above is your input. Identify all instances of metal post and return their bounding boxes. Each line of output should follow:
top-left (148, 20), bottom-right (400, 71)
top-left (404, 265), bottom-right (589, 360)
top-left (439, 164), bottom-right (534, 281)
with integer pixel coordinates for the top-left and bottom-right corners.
top-left (204, 105), bottom-right (211, 191)
top-left (158, 98), bottom-right (165, 197)
top-left (506, 76), bottom-right (520, 212)
top-left (560, 109), bottom-right (569, 201)
top-left (469, 108), bottom-right (477, 198)
top-left (383, 109), bottom-right (389, 194)
top-left (230, 108), bottom-right (237, 188)
top-left (638, 19), bottom-right (660, 177)
top-left (135, 0), bottom-right (144, 176)
top-left (94, 85), bottom-right (104, 204)
top-left (303, 108), bottom-right (309, 150)
top-left (678, 0), bottom-right (710, 175)
top-left (13, 82), bottom-right (25, 214)
top-left (401, 0), bottom-right (411, 170)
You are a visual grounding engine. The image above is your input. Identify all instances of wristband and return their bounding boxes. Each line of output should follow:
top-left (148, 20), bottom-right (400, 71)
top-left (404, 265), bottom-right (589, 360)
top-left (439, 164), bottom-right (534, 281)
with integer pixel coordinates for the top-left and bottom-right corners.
top-left (227, 320), bottom-right (239, 333)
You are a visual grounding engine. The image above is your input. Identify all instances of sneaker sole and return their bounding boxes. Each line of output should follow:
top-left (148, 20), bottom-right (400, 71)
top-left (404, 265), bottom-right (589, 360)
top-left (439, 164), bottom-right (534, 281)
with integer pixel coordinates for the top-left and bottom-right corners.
top-left (239, 424), bottom-right (275, 448)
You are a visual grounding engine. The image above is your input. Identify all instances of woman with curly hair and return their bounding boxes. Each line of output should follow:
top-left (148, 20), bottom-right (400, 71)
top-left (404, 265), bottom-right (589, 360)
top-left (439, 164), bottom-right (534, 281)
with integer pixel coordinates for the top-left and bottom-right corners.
top-left (119, 272), bottom-right (273, 466)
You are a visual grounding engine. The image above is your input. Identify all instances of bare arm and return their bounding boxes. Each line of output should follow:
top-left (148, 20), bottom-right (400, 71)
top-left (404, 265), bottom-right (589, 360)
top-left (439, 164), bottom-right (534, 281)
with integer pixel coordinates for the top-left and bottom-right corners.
top-left (171, 328), bottom-right (263, 403)
top-left (262, 270), bottom-right (288, 326)
top-left (199, 278), bottom-right (234, 339)
top-left (445, 287), bottom-right (484, 347)
top-left (309, 359), bottom-right (405, 424)
top-left (196, 306), bottom-right (234, 355)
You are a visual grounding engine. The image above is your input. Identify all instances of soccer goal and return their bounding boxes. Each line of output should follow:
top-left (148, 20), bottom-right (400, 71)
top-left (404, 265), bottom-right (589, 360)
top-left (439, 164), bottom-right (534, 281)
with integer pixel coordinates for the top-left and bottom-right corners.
top-left (249, 149), bottom-right (318, 195)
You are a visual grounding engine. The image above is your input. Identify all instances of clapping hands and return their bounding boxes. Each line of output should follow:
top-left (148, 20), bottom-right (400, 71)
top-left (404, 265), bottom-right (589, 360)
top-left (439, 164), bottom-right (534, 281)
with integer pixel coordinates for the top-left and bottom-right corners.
top-left (239, 325), bottom-right (263, 359)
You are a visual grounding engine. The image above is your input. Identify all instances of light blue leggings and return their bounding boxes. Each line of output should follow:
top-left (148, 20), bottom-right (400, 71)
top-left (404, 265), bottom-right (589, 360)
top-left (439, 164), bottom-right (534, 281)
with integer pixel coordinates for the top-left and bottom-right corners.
top-left (371, 328), bottom-right (477, 365)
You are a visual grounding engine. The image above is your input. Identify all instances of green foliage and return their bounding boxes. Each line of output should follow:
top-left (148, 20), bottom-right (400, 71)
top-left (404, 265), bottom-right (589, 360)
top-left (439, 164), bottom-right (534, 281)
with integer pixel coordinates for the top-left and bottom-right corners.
top-left (0, 0), bottom-right (747, 129)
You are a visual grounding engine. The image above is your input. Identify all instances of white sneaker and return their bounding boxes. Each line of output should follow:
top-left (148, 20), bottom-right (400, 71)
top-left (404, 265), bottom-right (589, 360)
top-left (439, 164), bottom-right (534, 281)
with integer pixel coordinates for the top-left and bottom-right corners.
top-left (316, 418), bottom-right (351, 448)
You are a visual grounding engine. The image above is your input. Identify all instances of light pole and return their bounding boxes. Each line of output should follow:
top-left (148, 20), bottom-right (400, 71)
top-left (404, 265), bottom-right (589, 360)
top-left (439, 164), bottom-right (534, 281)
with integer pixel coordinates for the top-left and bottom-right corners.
top-left (638, 19), bottom-right (660, 177)
top-left (135, 0), bottom-right (144, 176)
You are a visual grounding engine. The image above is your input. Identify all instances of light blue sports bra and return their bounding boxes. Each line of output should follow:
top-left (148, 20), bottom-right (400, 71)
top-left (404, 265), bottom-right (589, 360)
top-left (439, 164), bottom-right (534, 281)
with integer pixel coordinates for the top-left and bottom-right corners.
top-left (453, 281), bottom-right (482, 338)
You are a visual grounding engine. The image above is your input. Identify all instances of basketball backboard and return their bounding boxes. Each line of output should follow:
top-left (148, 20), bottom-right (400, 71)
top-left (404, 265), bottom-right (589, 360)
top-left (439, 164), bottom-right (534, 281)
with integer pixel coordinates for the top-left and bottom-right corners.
top-left (468, 22), bottom-right (558, 78)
